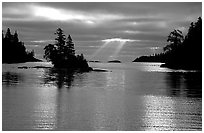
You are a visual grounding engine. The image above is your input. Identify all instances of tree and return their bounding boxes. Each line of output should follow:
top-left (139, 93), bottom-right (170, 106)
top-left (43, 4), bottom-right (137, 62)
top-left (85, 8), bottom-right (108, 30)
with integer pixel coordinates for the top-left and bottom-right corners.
top-left (163, 29), bottom-right (184, 53)
top-left (13, 31), bottom-right (19, 43)
top-left (44, 28), bottom-right (92, 71)
top-left (54, 28), bottom-right (66, 49)
top-left (2, 28), bottom-right (39, 63)
top-left (44, 28), bottom-right (71, 66)
top-left (181, 17), bottom-right (202, 69)
top-left (44, 44), bottom-right (57, 62)
top-left (65, 35), bottom-right (75, 56)
top-left (27, 50), bottom-right (35, 58)
top-left (5, 28), bottom-right (12, 40)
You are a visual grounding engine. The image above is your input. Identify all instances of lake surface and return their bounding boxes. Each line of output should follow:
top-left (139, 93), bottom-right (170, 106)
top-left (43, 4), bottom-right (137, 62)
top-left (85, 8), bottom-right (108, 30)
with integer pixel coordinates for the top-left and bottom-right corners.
top-left (2, 62), bottom-right (202, 131)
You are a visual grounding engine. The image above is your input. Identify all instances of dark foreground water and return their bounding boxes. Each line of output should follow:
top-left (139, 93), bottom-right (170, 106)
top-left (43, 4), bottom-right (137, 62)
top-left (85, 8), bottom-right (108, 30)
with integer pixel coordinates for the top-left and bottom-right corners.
top-left (2, 62), bottom-right (202, 131)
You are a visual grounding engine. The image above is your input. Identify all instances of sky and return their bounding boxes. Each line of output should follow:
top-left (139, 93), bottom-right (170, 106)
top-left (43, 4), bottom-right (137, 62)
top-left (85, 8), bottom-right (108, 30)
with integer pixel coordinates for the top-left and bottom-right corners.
top-left (2, 2), bottom-right (202, 62)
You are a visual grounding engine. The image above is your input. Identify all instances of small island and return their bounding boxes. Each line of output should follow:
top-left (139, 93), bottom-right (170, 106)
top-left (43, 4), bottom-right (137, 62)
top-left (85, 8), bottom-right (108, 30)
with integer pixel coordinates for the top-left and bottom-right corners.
top-left (44, 28), bottom-right (93, 72)
top-left (133, 17), bottom-right (202, 70)
top-left (133, 54), bottom-right (166, 63)
top-left (108, 60), bottom-right (121, 63)
top-left (88, 60), bottom-right (101, 63)
top-left (2, 28), bottom-right (41, 63)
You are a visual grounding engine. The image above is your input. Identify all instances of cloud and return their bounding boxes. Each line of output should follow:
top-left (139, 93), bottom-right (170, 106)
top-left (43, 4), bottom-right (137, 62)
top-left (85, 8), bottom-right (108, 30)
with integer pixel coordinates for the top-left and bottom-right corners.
top-left (101, 38), bottom-right (140, 42)
top-left (2, 2), bottom-right (202, 61)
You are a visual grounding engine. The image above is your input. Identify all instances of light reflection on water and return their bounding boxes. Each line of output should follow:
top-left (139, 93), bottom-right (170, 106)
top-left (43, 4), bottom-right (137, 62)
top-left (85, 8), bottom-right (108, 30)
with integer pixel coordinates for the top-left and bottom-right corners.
top-left (106, 70), bottom-right (125, 90)
top-left (143, 95), bottom-right (176, 131)
top-left (142, 95), bottom-right (201, 131)
top-left (31, 88), bottom-right (58, 130)
top-left (2, 62), bottom-right (202, 131)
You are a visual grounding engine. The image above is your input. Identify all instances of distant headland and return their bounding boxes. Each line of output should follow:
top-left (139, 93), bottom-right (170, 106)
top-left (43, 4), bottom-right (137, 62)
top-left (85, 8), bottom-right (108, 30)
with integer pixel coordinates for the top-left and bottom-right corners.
top-left (133, 17), bottom-right (202, 70)
top-left (2, 28), bottom-right (42, 63)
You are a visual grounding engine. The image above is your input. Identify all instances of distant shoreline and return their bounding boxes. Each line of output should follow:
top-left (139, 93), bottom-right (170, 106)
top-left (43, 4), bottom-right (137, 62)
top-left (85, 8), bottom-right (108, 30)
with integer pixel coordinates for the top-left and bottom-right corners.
top-left (2, 57), bottom-right (42, 64)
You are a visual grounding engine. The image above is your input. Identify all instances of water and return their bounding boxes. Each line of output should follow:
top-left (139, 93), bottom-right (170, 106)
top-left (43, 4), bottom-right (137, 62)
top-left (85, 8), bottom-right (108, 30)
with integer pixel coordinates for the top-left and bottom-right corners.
top-left (2, 62), bottom-right (202, 131)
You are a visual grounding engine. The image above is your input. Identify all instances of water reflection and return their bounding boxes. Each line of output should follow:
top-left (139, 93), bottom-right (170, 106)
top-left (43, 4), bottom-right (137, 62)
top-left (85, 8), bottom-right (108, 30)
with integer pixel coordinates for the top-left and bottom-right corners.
top-left (43, 68), bottom-right (88, 89)
top-left (43, 68), bottom-right (75, 89)
top-left (166, 72), bottom-right (202, 98)
top-left (2, 72), bottom-right (23, 86)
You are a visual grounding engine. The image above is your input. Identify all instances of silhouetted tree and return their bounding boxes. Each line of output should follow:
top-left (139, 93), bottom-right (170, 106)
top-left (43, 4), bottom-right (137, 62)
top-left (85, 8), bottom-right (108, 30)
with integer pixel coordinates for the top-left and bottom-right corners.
top-left (66, 35), bottom-right (75, 56)
top-left (44, 44), bottom-right (57, 62)
top-left (164, 29), bottom-right (184, 53)
top-left (13, 31), bottom-right (19, 43)
top-left (44, 28), bottom-right (71, 67)
top-left (2, 28), bottom-right (40, 63)
top-left (44, 28), bottom-right (92, 71)
top-left (5, 28), bottom-right (12, 40)
top-left (54, 28), bottom-right (66, 49)
top-left (180, 17), bottom-right (202, 69)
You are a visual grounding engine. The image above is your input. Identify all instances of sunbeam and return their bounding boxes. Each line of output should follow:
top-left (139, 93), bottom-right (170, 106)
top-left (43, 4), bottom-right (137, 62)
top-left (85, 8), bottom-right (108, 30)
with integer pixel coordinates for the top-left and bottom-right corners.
top-left (90, 38), bottom-right (136, 61)
top-left (90, 41), bottom-right (110, 60)
top-left (109, 41), bottom-right (126, 60)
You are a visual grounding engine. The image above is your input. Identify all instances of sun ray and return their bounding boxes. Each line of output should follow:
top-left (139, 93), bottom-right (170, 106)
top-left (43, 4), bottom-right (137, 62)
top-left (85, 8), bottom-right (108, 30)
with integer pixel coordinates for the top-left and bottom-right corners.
top-left (90, 38), bottom-right (136, 61)
top-left (90, 41), bottom-right (110, 60)
top-left (109, 41), bottom-right (126, 60)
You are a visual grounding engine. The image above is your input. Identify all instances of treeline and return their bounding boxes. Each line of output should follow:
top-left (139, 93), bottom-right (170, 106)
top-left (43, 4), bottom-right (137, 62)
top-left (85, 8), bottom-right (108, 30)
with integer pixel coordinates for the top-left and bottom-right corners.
top-left (133, 17), bottom-right (202, 70)
top-left (2, 28), bottom-right (41, 63)
top-left (133, 53), bottom-right (166, 62)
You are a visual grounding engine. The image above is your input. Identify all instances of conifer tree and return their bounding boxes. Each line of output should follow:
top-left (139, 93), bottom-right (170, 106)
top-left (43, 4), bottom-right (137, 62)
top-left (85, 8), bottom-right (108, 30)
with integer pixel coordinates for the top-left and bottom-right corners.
top-left (3, 28), bottom-right (38, 63)
top-left (13, 31), bottom-right (19, 43)
top-left (5, 28), bottom-right (11, 39)
top-left (66, 35), bottom-right (75, 56)
top-left (55, 28), bottom-right (66, 50)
